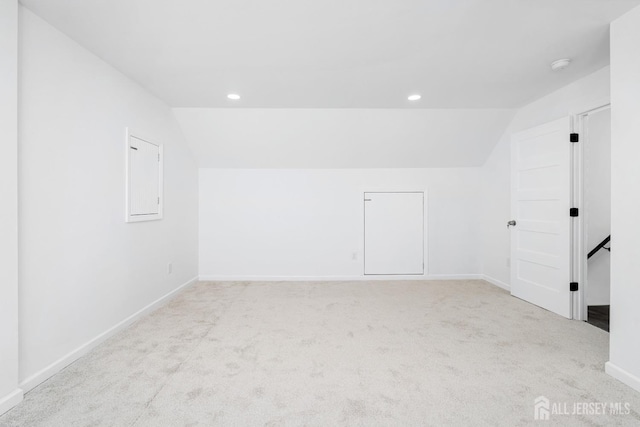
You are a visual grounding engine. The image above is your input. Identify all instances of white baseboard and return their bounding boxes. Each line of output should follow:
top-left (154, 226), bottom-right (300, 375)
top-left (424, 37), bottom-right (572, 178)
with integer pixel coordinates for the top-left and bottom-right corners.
top-left (0, 388), bottom-right (23, 416)
top-left (427, 274), bottom-right (483, 281)
top-left (605, 361), bottom-right (640, 393)
top-left (19, 276), bottom-right (199, 393)
top-left (481, 275), bottom-right (511, 291)
top-left (199, 274), bottom-right (483, 282)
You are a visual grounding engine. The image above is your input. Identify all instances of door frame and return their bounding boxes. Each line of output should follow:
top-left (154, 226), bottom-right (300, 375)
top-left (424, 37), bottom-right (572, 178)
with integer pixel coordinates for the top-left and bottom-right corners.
top-left (360, 189), bottom-right (428, 278)
top-left (508, 99), bottom-right (610, 320)
top-left (572, 103), bottom-right (611, 321)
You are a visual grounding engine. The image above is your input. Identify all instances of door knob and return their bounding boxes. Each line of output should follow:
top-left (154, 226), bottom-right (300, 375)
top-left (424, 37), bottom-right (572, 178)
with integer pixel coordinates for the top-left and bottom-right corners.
top-left (507, 220), bottom-right (517, 228)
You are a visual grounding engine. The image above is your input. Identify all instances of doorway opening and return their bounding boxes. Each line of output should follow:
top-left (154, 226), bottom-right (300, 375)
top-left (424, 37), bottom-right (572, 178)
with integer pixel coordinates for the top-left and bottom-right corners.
top-left (575, 105), bottom-right (611, 331)
top-left (508, 107), bottom-right (612, 324)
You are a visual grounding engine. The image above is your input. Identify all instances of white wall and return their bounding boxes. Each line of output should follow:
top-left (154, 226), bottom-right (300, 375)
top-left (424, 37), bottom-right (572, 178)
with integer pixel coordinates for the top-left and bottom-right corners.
top-left (584, 108), bottom-right (611, 306)
top-left (200, 168), bottom-right (481, 280)
top-left (18, 8), bottom-right (199, 389)
top-left (607, 4), bottom-right (640, 392)
top-left (0, 0), bottom-right (22, 415)
top-left (480, 67), bottom-right (611, 288)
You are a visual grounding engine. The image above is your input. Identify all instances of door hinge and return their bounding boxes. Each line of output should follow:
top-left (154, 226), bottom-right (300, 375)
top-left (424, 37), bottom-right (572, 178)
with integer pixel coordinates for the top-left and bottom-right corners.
top-left (570, 133), bottom-right (579, 143)
top-left (570, 208), bottom-right (579, 217)
top-left (157, 197), bottom-right (160, 205)
top-left (570, 282), bottom-right (579, 292)
top-left (158, 153), bottom-right (160, 161)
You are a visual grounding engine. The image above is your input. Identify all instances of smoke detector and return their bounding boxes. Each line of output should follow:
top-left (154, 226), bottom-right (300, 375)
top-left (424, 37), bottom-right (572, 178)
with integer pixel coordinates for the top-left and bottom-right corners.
top-left (551, 59), bottom-right (571, 72)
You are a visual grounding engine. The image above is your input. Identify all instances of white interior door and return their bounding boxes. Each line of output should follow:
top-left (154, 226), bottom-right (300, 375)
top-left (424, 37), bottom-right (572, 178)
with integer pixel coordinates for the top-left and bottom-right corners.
top-left (364, 192), bottom-right (424, 275)
top-left (510, 117), bottom-right (572, 318)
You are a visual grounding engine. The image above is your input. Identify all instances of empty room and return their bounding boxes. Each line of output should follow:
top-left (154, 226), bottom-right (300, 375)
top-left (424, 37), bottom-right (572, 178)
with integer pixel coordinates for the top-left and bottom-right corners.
top-left (2, 0), bottom-right (640, 425)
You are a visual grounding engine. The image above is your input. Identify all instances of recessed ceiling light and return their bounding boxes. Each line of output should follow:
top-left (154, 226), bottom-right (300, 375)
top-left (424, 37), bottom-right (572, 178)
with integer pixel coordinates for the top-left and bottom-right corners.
top-left (408, 94), bottom-right (422, 101)
top-left (550, 58), bottom-right (571, 72)
top-left (227, 93), bottom-right (241, 100)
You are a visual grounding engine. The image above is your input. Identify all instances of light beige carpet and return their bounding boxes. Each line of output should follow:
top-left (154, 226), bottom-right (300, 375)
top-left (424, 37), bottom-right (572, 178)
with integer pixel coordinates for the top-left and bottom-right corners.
top-left (1, 280), bottom-right (639, 426)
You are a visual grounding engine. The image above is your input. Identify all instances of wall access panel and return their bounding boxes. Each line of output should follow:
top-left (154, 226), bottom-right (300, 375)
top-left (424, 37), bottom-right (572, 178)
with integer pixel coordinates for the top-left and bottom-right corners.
top-left (364, 192), bottom-right (424, 275)
top-left (126, 129), bottom-right (163, 222)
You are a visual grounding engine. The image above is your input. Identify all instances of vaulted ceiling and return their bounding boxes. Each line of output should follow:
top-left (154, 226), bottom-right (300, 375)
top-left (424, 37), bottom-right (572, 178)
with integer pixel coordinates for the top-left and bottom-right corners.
top-left (19, 1), bottom-right (638, 168)
top-left (20, 0), bottom-right (640, 108)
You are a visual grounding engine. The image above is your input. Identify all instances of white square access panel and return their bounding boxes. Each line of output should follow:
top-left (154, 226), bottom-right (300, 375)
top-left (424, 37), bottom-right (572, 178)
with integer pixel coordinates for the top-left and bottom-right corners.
top-left (364, 192), bottom-right (425, 275)
top-left (126, 129), bottom-right (163, 222)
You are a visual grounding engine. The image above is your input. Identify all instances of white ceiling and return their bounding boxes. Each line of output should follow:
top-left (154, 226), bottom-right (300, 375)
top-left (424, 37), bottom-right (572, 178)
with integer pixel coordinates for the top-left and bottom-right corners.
top-left (20, 0), bottom-right (640, 108)
top-left (174, 109), bottom-right (515, 168)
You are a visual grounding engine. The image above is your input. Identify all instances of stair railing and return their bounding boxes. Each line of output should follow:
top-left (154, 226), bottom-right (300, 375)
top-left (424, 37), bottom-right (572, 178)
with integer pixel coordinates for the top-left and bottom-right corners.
top-left (588, 235), bottom-right (611, 259)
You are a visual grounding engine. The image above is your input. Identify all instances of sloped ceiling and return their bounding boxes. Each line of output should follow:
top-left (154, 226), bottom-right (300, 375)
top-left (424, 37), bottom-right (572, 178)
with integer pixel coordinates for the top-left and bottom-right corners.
top-left (19, 0), bottom-right (639, 108)
top-left (174, 109), bottom-right (515, 168)
top-left (20, 0), bottom-right (637, 167)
